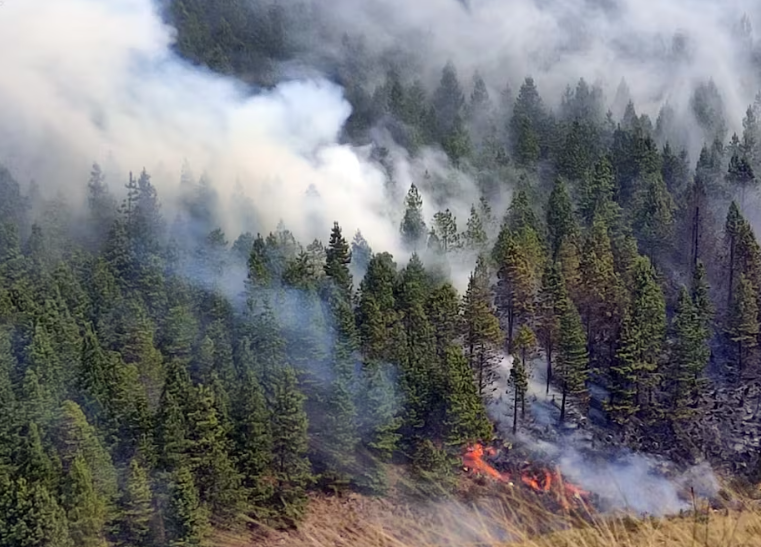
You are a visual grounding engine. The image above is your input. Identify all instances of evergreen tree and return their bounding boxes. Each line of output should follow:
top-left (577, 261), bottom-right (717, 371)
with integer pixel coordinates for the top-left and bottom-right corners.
top-left (61, 454), bottom-right (107, 547)
top-left (0, 476), bottom-right (73, 547)
top-left (186, 384), bottom-right (242, 520)
top-left (608, 257), bottom-right (666, 424)
top-left (268, 366), bottom-right (311, 526)
top-left (537, 262), bottom-right (567, 394)
top-left (442, 345), bottom-right (492, 446)
top-left (400, 184), bottom-right (427, 250)
top-left (462, 205), bottom-right (487, 251)
top-left (164, 466), bottom-right (208, 547)
top-left (432, 210), bottom-right (459, 253)
top-left (546, 178), bottom-right (579, 259)
top-left (117, 458), bottom-right (153, 547)
top-left (233, 369), bottom-right (273, 510)
top-left (462, 257), bottom-right (503, 400)
top-left (728, 274), bottom-right (759, 376)
top-left (670, 288), bottom-right (709, 420)
top-left (556, 297), bottom-right (589, 423)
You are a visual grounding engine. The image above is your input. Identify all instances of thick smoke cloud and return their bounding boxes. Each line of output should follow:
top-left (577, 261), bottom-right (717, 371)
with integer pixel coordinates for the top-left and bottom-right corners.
top-left (1, 0), bottom-right (759, 268)
top-left (0, 0), bottom-right (403, 256)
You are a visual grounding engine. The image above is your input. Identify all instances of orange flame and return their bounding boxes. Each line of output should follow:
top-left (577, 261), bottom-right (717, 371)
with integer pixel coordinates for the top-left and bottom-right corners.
top-left (462, 444), bottom-right (511, 483)
top-left (462, 445), bottom-right (592, 511)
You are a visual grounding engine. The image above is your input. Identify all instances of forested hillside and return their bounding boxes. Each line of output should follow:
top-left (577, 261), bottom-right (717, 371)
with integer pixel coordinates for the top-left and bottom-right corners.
top-left (1, 0), bottom-right (761, 545)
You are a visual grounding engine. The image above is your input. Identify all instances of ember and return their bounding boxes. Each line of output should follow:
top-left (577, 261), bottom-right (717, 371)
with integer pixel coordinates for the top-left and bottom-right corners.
top-left (462, 444), bottom-right (593, 512)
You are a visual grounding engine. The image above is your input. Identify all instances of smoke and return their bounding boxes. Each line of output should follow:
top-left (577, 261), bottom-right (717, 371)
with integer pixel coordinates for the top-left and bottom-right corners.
top-left (486, 355), bottom-right (719, 516)
top-left (0, 0), bottom-right (408, 259)
top-left (2, 0), bottom-right (759, 268)
top-left (288, 0), bottom-right (760, 140)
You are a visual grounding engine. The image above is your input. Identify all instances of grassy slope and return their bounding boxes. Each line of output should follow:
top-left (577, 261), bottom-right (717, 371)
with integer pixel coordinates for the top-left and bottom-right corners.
top-left (212, 474), bottom-right (761, 547)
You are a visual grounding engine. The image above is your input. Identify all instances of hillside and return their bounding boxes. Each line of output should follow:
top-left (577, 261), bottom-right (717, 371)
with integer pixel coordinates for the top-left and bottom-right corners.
top-left (2, 0), bottom-right (761, 546)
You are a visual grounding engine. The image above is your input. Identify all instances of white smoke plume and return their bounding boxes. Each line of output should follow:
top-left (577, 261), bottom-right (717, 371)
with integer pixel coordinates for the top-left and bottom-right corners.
top-left (1, 0), bottom-right (759, 268)
top-left (0, 0), bottom-right (408, 257)
top-left (486, 355), bottom-right (719, 516)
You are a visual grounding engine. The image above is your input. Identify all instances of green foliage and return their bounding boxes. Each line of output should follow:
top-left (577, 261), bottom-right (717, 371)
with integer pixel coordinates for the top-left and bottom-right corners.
top-left (268, 366), bottom-right (311, 526)
top-left (400, 185), bottom-right (427, 251)
top-left (117, 458), bottom-right (154, 547)
top-left (0, 475), bottom-right (74, 547)
top-left (462, 257), bottom-right (503, 400)
top-left (165, 466), bottom-right (209, 547)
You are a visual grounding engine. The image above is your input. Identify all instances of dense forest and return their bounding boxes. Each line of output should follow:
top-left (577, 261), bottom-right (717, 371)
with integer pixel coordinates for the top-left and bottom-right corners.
top-left (2, 0), bottom-right (761, 545)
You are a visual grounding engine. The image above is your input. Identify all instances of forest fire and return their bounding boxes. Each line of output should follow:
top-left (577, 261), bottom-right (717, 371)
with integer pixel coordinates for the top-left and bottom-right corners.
top-left (462, 444), bottom-right (593, 511)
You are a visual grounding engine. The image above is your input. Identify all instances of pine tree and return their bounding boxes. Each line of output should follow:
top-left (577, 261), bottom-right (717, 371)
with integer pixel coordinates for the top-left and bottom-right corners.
top-left (186, 384), bottom-right (242, 520)
top-left (400, 184), bottom-right (427, 250)
top-left (462, 205), bottom-right (487, 251)
top-left (61, 454), bottom-right (107, 547)
top-left (670, 288), bottom-right (709, 421)
top-left (432, 210), bottom-right (459, 253)
top-left (608, 257), bottom-right (666, 424)
top-left (728, 274), bottom-right (759, 376)
top-left (537, 262), bottom-right (567, 394)
top-left (14, 422), bottom-right (57, 493)
top-left (233, 369), bottom-right (273, 510)
top-left (493, 229), bottom-right (536, 349)
top-left (726, 153), bottom-right (756, 207)
top-left (725, 201), bottom-right (743, 308)
top-left (556, 297), bottom-right (589, 423)
top-left (54, 400), bottom-right (118, 504)
top-left (462, 257), bottom-right (503, 400)
top-left (442, 345), bottom-right (492, 446)
top-left (0, 476), bottom-right (73, 547)
top-left (580, 156), bottom-right (615, 225)
top-left (165, 466), bottom-right (208, 547)
top-left (546, 178), bottom-right (579, 259)
top-left (268, 366), bottom-right (311, 526)
top-left (578, 214), bottom-right (622, 368)
top-left (118, 458), bottom-right (153, 547)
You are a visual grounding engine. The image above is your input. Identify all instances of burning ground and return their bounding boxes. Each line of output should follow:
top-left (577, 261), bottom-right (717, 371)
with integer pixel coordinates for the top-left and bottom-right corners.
top-left (479, 355), bottom-right (721, 517)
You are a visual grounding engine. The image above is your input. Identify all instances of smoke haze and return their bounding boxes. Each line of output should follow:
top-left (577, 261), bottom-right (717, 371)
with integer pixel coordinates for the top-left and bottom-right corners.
top-left (1, 0), bottom-right (760, 271)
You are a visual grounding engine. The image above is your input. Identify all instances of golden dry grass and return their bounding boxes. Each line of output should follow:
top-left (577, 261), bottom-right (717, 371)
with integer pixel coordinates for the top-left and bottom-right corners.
top-left (212, 477), bottom-right (761, 547)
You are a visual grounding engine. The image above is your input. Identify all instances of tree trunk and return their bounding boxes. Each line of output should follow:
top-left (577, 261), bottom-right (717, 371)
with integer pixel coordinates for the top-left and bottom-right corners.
top-left (728, 235), bottom-right (736, 310)
top-left (513, 387), bottom-right (518, 435)
top-left (559, 382), bottom-right (567, 424)
top-left (545, 345), bottom-right (552, 395)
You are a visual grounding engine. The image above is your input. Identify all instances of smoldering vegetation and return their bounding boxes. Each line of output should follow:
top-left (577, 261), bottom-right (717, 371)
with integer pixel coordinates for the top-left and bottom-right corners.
top-left (1, 0), bottom-right (761, 544)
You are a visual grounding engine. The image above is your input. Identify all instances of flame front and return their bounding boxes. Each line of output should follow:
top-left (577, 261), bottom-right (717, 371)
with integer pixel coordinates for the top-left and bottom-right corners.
top-left (462, 444), bottom-right (592, 511)
top-left (463, 443), bottom-right (512, 483)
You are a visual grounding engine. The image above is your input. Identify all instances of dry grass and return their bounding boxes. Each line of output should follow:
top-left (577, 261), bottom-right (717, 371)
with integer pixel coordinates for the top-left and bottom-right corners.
top-left (212, 478), bottom-right (761, 547)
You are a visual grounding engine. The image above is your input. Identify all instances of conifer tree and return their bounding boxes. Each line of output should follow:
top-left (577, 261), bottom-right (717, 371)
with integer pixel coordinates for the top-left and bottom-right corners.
top-left (61, 454), bottom-right (107, 547)
top-left (0, 476), bottom-right (73, 547)
top-left (118, 457), bottom-right (154, 547)
top-left (494, 229), bottom-right (536, 349)
top-left (442, 345), bottom-right (492, 446)
top-left (462, 205), bottom-right (487, 251)
top-left (268, 366), bottom-right (311, 526)
top-left (320, 222), bottom-right (360, 488)
top-left (670, 287), bottom-right (709, 420)
top-left (512, 325), bottom-right (536, 415)
top-left (186, 384), bottom-right (242, 520)
top-left (432, 210), bottom-right (459, 253)
top-left (608, 257), bottom-right (666, 424)
top-left (725, 201), bottom-right (743, 308)
top-left (537, 262), bottom-right (567, 394)
top-left (728, 274), bottom-right (759, 376)
top-left (462, 256), bottom-right (503, 399)
top-left (578, 214), bottom-right (622, 367)
top-left (400, 184), bottom-right (427, 250)
top-left (233, 369), bottom-right (273, 510)
top-left (546, 178), bottom-right (579, 259)
top-left (165, 466), bottom-right (208, 547)
top-left (556, 297), bottom-right (589, 423)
